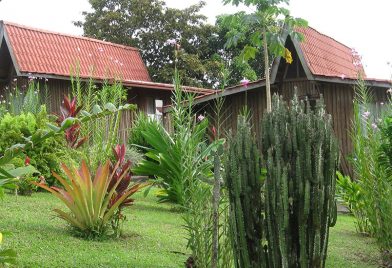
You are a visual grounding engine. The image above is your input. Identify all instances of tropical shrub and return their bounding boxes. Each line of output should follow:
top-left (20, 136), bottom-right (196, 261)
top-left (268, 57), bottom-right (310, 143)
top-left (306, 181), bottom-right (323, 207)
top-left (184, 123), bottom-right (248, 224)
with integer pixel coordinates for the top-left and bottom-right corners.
top-left (349, 79), bottom-right (392, 264)
top-left (134, 70), bottom-right (223, 266)
top-left (128, 112), bottom-right (162, 150)
top-left (34, 159), bottom-right (142, 238)
top-left (0, 111), bottom-right (65, 186)
top-left (377, 115), bottom-right (392, 264)
top-left (68, 77), bottom-right (135, 169)
top-left (335, 171), bottom-right (370, 234)
top-left (125, 146), bottom-right (144, 167)
top-left (133, 73), bottom-right (217, 206)
top-left (3, 80), bottom-right (45, 115)
top-left (0, 232), bottom-right (17, 266)
top-left (261, 94), bottom-right (338, 268)
top-left (0, 113), bottom-right (36, 151)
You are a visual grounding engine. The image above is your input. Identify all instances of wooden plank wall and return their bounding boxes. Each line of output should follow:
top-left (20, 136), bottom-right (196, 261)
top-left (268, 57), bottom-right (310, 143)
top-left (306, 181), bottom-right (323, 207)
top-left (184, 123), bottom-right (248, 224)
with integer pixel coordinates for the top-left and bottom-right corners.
top-left (196, 80), bottom-right (389, 176)
top-left (321, 83), bottom-right (354, 175)
top-left (196, 86), bottom-right (268, 142)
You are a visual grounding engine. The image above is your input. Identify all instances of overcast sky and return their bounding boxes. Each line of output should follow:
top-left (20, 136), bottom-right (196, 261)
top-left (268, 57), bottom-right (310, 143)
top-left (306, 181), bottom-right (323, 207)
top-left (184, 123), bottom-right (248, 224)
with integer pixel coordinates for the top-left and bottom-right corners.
top-left (0, 0), bottom-right (391, 79)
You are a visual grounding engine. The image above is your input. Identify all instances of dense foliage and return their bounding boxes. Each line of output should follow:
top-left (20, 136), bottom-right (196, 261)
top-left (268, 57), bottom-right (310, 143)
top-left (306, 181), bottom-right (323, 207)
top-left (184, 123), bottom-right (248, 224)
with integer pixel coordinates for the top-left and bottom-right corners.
top-left (75, 0), bottom-right (270, 88)
top-left (75, 0), bottom-right (222, 88)
top-left (0, 111), bottom-right (64, 186)
top-left (348, 79), bottom-right (392, 265)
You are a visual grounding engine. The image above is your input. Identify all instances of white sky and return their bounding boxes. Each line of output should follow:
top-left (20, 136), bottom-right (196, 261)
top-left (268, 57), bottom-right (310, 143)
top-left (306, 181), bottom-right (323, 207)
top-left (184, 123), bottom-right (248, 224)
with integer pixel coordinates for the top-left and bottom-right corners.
top-left (0, 0), bottom-right (391, 79)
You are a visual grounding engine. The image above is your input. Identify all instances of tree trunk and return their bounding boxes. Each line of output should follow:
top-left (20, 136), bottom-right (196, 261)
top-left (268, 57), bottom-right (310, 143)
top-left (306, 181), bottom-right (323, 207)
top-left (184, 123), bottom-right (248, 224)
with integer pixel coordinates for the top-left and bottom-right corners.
top-left (263, 28), bottom-right (272, 113)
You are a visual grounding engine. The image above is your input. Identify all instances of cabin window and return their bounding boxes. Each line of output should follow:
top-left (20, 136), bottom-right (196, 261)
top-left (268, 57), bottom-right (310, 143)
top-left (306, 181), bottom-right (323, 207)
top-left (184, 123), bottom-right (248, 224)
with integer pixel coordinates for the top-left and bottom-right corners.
top-left (154, 99), bottom-right (163, 121)
top-left (147, 98), bottom-right (163, 122)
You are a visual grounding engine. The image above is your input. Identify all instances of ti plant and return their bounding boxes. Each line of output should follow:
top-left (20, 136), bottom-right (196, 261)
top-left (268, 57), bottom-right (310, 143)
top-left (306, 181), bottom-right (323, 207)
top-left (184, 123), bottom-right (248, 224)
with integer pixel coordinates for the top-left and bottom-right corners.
top-left (33, 159), bottom-right (143, 238)
top-left (109, 145), bottom-right (140, 236)
top-left (261, 94), bottom-right (339, 268)
top-left (224, 114), bottom-right (266, 268)
top-left (57, 95), bottom-right (87, 149)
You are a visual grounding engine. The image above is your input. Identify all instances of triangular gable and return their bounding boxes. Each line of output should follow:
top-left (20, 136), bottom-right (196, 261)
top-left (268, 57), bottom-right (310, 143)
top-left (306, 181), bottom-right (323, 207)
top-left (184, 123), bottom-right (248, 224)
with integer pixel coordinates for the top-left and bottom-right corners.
top-left (271, 26), bottom-right (366, 83)
top-left (271, 35), bottom-right (314, 84)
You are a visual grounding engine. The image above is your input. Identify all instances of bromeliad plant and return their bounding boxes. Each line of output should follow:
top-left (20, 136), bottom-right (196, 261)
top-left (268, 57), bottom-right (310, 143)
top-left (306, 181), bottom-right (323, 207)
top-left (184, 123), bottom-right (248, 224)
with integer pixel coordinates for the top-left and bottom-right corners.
top-left (33, 154), bottom-right (143, 238)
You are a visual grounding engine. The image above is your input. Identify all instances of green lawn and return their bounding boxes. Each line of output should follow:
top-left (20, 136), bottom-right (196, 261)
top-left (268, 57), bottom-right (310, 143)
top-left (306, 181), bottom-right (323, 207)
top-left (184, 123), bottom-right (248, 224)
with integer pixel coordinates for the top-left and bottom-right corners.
top-left (0, 191), bottom-right (381, 267)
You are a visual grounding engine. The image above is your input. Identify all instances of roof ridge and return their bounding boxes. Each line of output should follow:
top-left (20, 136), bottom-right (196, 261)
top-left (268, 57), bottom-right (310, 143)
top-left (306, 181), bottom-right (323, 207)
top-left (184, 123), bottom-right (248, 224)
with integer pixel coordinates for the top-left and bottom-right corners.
top-left (1, 20), bottom-right (139, 51)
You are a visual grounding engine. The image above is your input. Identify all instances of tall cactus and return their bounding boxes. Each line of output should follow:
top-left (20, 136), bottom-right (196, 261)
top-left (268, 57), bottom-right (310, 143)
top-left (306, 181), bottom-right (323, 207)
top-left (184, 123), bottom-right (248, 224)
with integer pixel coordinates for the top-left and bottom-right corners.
top-left (261, 94), bottom-right (339, 268)
top-left (224, 114), bottom-right (267, 268)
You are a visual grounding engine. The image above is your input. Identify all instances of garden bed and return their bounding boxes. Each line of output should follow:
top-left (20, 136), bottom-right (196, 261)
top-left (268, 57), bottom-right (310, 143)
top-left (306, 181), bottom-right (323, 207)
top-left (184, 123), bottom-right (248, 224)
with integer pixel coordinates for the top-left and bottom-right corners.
top-left (0, 191), bottom-right (381, 267)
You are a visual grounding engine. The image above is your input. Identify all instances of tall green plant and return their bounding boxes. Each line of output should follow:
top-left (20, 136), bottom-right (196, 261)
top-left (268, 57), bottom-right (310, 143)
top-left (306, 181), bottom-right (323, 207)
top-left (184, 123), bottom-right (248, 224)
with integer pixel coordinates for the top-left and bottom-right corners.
top-left (261, 94), bottom-right (338, 268)
top-left (351, 80), bottom-right (392, 264)
top-left (68, 76), bottom-right (133, 168)
top-left (224, 114), bottom-right (266, 268)
top-left (134, 70), bottom-right (223, 267)
top-left (4, 81), bottom-right (44, 115)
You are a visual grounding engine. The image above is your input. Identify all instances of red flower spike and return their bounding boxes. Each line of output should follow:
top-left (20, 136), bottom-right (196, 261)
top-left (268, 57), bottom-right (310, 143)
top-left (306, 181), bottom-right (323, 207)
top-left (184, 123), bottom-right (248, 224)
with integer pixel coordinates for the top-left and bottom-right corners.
top-left (25, 156), bottom-right (31, 166)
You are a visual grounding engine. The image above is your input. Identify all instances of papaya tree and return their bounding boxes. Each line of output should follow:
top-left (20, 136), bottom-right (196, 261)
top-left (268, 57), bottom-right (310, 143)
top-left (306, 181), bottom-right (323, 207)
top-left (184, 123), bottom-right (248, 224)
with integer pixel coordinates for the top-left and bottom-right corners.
top-left (222, 0), bottom-right (307, 112)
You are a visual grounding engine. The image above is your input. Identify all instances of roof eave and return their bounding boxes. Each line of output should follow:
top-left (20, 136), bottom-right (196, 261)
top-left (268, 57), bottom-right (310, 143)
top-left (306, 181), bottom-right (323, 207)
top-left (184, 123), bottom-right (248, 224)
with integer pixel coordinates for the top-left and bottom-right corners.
top-left (314, 75), bottom-right (392, 88)
top-left (0, 21), bottom-right (4, 49)
top-left (2, 23), bottom-right (21, 76)
top-left (176, 79), bottom-right (267, 109)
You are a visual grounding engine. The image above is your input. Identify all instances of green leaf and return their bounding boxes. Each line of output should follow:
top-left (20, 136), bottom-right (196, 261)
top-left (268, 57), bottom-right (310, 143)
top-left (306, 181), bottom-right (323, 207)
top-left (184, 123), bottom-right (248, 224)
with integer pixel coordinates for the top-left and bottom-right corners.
top-left (241, 45), bottom-right (258, 61)
top-left (8, 165), bottom-right (39, 177)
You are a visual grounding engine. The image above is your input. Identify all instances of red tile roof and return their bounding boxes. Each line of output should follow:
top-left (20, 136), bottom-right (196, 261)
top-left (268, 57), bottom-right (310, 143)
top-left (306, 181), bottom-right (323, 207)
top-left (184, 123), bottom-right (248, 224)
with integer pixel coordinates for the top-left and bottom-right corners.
top-left (2, 21), bottom-right (151, 82)
top-left (297, 27), bottom-right (366, 79)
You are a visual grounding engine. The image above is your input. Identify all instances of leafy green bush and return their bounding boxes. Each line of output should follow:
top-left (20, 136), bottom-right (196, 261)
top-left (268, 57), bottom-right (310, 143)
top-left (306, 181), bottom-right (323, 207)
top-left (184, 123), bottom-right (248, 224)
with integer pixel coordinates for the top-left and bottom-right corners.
top-left (350, 79), bottom-right (392, 265)
top-left (128, 112), bottom-right (162, 150)
top-left (336, 171), bottom-right (370, 234)
top-left (125, 146), bottom-right (144, 167)
top-left (0, 113), bottom-right (36, 151)
top-left (0, 110), bottom-right (65, 186)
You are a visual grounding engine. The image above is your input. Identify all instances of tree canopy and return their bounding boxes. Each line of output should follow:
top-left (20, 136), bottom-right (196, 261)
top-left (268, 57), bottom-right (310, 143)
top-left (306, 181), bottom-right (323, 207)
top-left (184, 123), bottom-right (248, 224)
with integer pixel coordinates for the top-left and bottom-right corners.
top-left (75, 0), bottom-right (221, 88)
top-left (75, 0), bottom-right (268, 88)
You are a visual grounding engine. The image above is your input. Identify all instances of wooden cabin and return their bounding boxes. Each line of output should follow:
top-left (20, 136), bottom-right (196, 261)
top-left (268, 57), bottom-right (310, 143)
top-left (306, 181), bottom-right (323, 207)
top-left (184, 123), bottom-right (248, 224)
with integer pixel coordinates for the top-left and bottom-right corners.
top-left (0, 21), bottom-right (213, 141)
top-left (184, 27), bottom-right (391, 176)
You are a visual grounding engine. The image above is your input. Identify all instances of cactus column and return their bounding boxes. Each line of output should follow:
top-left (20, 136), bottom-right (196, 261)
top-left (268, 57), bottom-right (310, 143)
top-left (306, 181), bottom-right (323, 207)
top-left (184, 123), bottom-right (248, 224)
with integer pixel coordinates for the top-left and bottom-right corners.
top-left (261, 95), bottom-right (339, 268)
top-left (224, 115), bottom-right (267, 268)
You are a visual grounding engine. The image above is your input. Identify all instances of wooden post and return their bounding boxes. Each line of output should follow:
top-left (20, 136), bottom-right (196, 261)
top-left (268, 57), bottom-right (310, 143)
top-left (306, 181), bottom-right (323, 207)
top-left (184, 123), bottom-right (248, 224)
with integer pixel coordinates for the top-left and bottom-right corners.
top-left (263, 28), bottom-right (272, 113)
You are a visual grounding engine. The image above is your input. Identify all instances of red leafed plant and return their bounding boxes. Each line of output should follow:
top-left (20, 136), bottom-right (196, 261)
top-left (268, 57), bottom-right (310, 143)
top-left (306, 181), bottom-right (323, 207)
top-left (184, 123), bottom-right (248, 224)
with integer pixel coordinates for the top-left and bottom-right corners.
top-left (109, 144), bottom-right (146, 235)
top-left (57, 95), bottom-right (87, 148)
top-left (109, 144), bottom-right (134, 209)
top-left (32, 146), bottom-right (146, 238)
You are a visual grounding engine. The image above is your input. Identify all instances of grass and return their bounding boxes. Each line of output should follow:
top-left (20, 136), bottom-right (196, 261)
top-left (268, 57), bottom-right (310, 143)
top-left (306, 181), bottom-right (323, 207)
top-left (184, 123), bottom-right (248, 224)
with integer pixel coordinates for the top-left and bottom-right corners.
top-left (0, 190), bottom-right (188, 268)
top-left (0, 191), bottom-right (382, 268)
top-left (327, 214), bottom-right (380, 267)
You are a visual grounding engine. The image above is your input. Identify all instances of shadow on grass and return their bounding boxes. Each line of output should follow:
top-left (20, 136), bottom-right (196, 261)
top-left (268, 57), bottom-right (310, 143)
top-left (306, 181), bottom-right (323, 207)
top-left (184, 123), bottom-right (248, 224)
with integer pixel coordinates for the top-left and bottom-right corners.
top-left (133, 202), bottom-right (181, 214)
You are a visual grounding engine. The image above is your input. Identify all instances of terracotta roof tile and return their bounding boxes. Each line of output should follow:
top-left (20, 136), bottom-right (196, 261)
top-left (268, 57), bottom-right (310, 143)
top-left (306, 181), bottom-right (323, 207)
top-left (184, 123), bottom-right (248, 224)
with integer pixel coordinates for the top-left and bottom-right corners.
top-left (297, 27), bottom-right (366, 79)
top-left (3, 21), bottom-right (151, 82)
